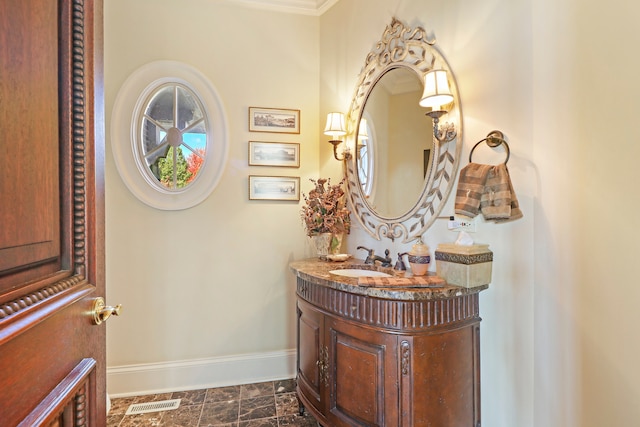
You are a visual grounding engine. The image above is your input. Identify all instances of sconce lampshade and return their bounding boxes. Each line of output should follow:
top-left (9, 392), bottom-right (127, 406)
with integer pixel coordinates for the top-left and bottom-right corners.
top-left (419, 69), bottom-right (454, 109)
top-left (324, 112), bottom-right (346, 139)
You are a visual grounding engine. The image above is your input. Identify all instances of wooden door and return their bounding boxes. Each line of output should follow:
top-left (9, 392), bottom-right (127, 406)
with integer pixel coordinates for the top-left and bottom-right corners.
top-left (409, 325), bottom-right (481, 427)
top-left (296, 299), bottom-right (325, 415)
top-left (326, 318), bottom-right (399, 427)
top-left (0, 0), bottom-right (106, 426)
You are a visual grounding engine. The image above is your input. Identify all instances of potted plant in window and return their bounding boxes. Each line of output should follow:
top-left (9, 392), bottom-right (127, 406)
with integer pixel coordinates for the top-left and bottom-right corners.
top-left (301, 178), bottom-right (351, 257)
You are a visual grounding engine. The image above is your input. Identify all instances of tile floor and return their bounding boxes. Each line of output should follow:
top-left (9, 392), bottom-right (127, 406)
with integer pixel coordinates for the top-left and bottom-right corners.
top-left (107, 379), bottom-right (319, 427)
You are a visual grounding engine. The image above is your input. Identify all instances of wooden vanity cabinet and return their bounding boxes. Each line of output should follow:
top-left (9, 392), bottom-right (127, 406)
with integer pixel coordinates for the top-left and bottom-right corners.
top-left (297, 298), bottom-right (400, 426)
top-left (295, 277), bottom-right (482, 427)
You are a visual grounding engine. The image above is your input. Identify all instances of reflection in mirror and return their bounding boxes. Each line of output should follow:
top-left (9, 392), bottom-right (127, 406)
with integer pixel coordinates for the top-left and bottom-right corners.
top-left (357, 68), bottom-right (433, 218)
top-left (357, 117), bottom-right (373, 196)
top-left (344, 18), bottom-right (462, 242)
top-left (141, 83), bottom-right (207, 190)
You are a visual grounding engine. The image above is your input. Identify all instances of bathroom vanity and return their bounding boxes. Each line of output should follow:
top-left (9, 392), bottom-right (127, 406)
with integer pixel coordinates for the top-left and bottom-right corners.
top-left (290, 17), bottom-right (486, 425)
top-left (290, 259), bottom-right (488, 427)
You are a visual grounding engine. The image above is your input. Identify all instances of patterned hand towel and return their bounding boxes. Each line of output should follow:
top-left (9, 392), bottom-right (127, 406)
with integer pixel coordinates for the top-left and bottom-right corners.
top-left (455, 163), bottom-right (492, 218)
top-left (494, 169), bottom-right (523, 223)
top-left (480, 164), bottom-right (524, 222)
top-left (480, 164), bottom-right (512, 220)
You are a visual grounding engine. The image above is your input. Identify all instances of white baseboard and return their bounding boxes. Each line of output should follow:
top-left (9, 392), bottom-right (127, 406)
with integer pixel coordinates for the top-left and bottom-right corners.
top-left (107, 349), bottom-right (297, 398)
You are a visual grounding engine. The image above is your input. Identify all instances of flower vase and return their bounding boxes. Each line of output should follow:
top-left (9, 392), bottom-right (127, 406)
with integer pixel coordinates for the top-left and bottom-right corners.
top-left (310, 233), bottom-right (332, 258)
top-left (330, 233), bottom-right (344, 254)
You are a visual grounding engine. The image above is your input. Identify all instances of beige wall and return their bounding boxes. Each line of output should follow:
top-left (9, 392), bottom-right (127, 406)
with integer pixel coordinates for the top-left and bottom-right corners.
top-left (104, 0), bottom-right (320, 388)
top-left (105, 0), bottom-right (640, 425)
top-left (533, 0), bottom-right (640, 426)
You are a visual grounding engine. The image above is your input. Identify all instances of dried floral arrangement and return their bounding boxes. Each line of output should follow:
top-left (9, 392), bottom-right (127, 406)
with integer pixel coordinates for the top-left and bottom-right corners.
top-left (301, 178), bottom-right (351, 236)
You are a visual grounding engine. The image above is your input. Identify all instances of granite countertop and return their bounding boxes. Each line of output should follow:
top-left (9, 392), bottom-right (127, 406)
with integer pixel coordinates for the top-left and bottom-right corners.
top-left (290, 258), bottom-right (488, 301)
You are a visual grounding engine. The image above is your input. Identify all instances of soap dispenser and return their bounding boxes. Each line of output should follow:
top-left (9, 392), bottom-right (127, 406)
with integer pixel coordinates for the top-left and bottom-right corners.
top-left (408, 238), bottom-right (430, 276)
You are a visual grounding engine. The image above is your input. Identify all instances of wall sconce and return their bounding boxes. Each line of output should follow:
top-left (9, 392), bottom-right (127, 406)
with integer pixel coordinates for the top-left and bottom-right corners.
top-left (324, 112), bottom-right (348, 161)
top-left (419, 69), bottom-right (457, 143)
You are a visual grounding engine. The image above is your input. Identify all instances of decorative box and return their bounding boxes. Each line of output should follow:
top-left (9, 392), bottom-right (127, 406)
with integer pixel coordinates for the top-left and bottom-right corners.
top-left (435, 243), bottom-right (493, 288)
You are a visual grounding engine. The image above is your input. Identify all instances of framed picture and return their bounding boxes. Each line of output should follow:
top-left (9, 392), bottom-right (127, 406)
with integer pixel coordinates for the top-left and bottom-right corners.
top-left (249, 175), bottom-right (300, 201)
top-left (249, 107), bottom-right (300, 134)
top-left (249, 141), bottom-right (300, 168)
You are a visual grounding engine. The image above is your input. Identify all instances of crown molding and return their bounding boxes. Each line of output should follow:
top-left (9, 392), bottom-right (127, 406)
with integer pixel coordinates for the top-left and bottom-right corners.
top-left (229, 0), bottom-right (339, 16)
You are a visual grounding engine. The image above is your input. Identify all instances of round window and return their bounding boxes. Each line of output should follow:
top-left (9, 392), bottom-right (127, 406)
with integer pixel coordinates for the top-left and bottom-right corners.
top-left (111, 61), bottom-right (228, 210)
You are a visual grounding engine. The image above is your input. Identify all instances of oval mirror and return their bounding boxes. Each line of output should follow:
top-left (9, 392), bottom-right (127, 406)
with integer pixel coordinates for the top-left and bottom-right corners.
top-left (344, 18), bottom-right (462, 242)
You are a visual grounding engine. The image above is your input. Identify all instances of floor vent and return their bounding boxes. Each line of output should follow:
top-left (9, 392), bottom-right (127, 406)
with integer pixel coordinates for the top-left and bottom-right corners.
top-left (125, 399), bottom-right (181, 415)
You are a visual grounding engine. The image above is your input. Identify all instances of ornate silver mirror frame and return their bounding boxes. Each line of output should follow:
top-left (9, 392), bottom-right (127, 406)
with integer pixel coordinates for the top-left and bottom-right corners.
top-left (344, 18), bottom-right (462, 242)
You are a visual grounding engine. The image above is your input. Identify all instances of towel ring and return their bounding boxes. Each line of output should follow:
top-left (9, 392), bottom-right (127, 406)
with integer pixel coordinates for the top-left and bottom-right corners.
top-left (469, 130), bottom-right (510, 164)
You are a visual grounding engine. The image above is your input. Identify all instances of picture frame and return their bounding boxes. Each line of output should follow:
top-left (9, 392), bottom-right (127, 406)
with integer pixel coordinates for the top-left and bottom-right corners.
top-left (249, 141), bottom-right (300, 168)
top-left (249, 107), bottom-right (300, 134)
top-left (249, 175), bottom-right (300, 201)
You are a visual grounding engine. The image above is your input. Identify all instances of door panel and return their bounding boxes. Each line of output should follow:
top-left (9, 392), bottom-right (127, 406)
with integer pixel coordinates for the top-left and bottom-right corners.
top-left (296, 300), bottom-right (323, 408)
top-left (327, 318), bottom-right (399, 427)
top-left (333, 332), bottom-right (383, 425)
top-left (0, 0), bottom-right (60, 288)
top-left (410, 326), bottom-right (480, 427)
top-left (17, 358), bottom-right (97, 426)
top-left (0, 0), bottom-right (105, 425)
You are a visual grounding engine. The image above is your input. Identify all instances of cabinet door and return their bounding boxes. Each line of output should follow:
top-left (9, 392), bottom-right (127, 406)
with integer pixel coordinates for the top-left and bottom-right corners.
top-left (326, 317), bottom-right (399, 427)
top-left (407, 324), bottom-right (481, 427)
top-left (297, 300), bottom-right (325, 412)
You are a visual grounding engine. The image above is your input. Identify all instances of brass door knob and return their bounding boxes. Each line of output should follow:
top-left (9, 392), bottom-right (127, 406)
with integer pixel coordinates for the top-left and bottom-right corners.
top-left (92, 297), bottom-right (122, 325)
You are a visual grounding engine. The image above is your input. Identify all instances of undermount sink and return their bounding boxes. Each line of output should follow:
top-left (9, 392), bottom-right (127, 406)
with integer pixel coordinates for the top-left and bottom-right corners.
top-left (329, 269), bottom-right (393, 278)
